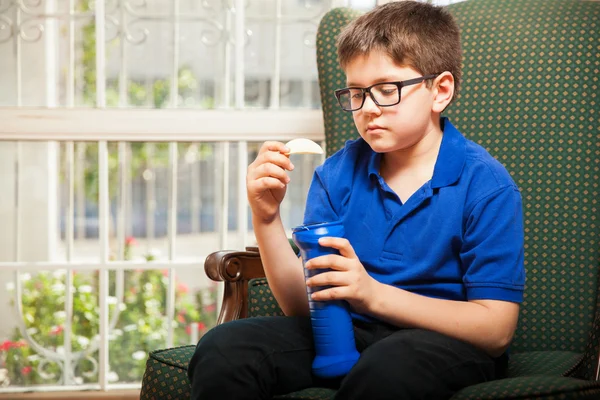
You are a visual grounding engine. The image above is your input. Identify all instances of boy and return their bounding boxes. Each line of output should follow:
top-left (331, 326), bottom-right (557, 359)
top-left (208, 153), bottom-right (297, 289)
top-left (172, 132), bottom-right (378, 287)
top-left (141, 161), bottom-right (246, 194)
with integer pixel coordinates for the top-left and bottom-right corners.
top-left (188, 1), bottom-right (525, 399)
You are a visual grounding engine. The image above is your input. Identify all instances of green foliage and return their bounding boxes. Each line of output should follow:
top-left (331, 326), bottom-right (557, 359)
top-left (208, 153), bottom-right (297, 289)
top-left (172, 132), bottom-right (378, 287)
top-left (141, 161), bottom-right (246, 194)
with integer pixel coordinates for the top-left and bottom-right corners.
top-left (74, 141), bottom-right (217, 204)
top-left (78, 142), bottom-right (171, 204)
top-left (0, 241), bottom-right (217, 386)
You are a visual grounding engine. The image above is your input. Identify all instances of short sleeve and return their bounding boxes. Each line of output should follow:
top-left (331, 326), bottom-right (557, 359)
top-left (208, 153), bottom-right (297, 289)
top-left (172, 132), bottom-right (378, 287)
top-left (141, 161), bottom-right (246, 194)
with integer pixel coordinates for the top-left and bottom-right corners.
top-left (302, 168), bottom-right (339, 225)
top-left (461, 185), bottom-right (526, 302)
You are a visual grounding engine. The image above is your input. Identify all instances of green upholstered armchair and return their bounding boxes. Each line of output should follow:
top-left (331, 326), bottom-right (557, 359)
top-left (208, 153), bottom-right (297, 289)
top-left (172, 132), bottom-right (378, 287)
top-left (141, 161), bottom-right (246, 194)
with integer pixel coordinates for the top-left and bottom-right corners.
top-left (140, 0), bottom-right (600, 398)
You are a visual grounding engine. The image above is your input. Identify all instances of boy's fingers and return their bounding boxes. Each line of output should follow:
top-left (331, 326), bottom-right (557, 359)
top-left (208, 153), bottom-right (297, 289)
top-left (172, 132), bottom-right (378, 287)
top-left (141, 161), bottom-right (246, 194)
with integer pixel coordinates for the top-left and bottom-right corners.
top-left (253, 148), bottom-right (294, 172)
top-left (250, 177), bottom-right (286, 191)
top-left (260, 141), bottom-right (290, 156)
top-left (311, 286), bottom-right (344, 301)
top-left (249, 163), bottom-right (290, 183)
top-left (305, 254), bottom-right (345, 271)
top-left (263, 151), bottom-right (295, 171)
top-left (306, 271), bottom-right (345, 288)
top-left (318, 237), bottom-right (357, 259)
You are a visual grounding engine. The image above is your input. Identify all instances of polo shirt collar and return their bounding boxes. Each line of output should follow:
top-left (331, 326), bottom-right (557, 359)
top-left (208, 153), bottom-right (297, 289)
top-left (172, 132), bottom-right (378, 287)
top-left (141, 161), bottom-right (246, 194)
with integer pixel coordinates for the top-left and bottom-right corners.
top-left (366, 117), bottom-right (466, 189)
top-left (431, 117), bottom-right (466, 189)
top-left (367, 150), bottom-right (382, 181)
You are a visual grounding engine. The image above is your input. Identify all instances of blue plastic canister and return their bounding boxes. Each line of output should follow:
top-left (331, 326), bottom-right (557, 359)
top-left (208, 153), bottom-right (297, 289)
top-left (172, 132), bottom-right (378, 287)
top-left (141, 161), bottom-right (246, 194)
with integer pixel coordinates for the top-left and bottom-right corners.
top-left (292, 221), bottom-right (360, 378)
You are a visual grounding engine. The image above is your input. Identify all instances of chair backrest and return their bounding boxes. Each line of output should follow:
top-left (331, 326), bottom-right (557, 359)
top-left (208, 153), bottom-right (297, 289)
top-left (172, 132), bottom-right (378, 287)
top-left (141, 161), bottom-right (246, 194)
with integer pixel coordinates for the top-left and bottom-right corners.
top-left (316, 7), bottom-right (361, 157)
top-left (316, 0), bottom-right (600, 379)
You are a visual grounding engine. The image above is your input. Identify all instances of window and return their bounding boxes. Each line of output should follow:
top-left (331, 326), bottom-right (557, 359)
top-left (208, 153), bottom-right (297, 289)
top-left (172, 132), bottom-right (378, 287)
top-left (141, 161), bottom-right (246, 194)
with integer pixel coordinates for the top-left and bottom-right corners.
top-left (0, 0), bottom-right (466, 392)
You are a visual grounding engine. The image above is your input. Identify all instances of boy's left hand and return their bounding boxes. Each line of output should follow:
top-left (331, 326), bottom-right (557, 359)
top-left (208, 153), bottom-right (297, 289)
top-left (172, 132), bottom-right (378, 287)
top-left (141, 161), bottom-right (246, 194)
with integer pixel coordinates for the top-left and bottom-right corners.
top-left (304, 237), bottom-right (379, 315)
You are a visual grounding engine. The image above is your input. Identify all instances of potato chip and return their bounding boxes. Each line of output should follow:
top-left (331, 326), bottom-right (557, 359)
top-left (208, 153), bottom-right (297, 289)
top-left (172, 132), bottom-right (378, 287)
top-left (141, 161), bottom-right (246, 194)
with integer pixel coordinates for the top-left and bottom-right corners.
top-left (284, 138), bottom-right (324, 155)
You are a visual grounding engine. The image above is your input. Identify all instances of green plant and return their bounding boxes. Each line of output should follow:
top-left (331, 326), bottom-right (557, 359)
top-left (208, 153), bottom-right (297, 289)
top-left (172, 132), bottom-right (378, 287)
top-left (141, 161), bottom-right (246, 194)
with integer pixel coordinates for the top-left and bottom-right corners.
top-left (0, 238), bottom-right (217, 386)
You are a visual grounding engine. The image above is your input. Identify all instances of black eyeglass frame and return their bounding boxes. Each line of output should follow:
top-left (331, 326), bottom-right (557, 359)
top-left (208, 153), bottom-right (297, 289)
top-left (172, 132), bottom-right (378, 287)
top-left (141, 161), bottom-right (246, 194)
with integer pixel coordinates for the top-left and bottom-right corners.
top-left (334, 73), bottom-right (441, 112)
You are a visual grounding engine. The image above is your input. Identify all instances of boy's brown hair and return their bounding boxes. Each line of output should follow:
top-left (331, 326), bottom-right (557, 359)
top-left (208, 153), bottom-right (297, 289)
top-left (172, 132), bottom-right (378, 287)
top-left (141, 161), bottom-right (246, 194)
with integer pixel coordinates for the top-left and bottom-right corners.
top-left (337, 1), bottom-right (462, 102)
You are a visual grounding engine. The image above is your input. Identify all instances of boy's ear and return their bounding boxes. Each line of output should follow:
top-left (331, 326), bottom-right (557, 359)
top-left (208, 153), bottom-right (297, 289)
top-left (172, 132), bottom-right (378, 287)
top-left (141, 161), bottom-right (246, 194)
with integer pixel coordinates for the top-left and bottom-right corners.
top-left (431, 72), bottom-right (454, 113)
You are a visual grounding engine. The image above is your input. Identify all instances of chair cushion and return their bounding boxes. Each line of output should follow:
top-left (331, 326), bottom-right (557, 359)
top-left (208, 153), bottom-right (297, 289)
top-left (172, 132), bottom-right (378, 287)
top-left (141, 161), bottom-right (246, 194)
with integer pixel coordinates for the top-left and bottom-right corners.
top-left (140, 345), bottom-right (195, 400)
top-left (139, 343), bottom-right (335, 400)
top-left (451, 376), bottom-right (600, 400)
top-left (138, 338), bottom-right (586, 399)
top-left (508, 351), bottom-right (583, 377)
top-left (275, 387), bottom-right (336, 400)
top-left (248, 277), bottom-right (285, 318)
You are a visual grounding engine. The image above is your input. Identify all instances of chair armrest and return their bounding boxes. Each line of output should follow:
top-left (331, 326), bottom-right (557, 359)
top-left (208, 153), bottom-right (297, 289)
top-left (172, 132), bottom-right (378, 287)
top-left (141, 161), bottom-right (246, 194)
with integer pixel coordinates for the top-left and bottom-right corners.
top-left (204, 247), bottom-right (266, 324)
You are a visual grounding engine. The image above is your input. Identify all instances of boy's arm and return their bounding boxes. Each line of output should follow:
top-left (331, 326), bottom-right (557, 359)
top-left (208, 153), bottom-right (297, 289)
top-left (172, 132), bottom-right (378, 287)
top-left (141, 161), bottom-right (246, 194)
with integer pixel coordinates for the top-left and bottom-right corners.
top-left (367, 286), bottom-right (519, 357)
top-left (306, 243), bottom-right (518, 357)
top-left (252, 214), bottom-right (309, 317)
top-left (246, 141), bottom-right (309, 317)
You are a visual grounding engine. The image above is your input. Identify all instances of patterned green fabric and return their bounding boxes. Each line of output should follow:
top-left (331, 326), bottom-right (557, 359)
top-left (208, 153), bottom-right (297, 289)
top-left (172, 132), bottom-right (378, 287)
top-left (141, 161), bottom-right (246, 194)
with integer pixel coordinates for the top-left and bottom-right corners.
top-left (275, 387), bottom-right (336, 400)
top-left (316, 7), bottom-right (362, 157)
top-left (140, 345), bottom-right (195, 400)
top-left (444, 0), bottom-right (600, 369)
top-left (507, 351), bottom-right (582, 378)
top-left (451, 376), bottom-right (600, 400)
top-left (447, 0), bottom-right (600, 354)
top-left (576, 285), bottom-right (600, 379)
top-left (248, 278), bottom-right (285, 318)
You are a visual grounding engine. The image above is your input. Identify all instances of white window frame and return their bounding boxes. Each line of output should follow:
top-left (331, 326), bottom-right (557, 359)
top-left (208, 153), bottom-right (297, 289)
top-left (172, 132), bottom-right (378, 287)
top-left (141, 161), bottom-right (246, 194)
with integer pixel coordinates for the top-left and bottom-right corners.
top-left (0, 109), bottom-right (324, 142)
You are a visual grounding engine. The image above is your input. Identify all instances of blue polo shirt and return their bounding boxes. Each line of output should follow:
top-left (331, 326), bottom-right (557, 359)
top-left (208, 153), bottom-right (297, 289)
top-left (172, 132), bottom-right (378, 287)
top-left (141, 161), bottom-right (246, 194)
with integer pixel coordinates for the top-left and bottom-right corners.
top-left (303, 118), bottom-right (525, 311)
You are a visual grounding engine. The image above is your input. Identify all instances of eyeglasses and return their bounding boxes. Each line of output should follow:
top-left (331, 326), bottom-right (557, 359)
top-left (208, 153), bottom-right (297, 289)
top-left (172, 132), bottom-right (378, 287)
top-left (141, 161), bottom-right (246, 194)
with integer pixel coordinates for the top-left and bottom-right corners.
top-left (334, 73), bottom-right (441, 112)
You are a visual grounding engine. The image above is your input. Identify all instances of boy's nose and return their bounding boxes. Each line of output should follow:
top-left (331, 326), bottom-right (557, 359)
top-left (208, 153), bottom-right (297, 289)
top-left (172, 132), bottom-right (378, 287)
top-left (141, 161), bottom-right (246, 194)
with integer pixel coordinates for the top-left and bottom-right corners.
top-left (361, 93), bottom-right (381, 114)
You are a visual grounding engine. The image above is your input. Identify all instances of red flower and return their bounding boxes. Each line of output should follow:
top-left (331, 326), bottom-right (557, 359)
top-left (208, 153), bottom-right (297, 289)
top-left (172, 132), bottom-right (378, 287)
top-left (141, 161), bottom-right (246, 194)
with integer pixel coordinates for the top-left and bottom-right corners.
top-left (1, 340), bottom-right (27, 351)
top-left (125, 237), bottom-right (137, 246)
top-left (185, 322), bottom-right (207, 336)
top-left (177, 313), bottom-right (186, 323)
top-left (49, 326), bottom-right (64, 335)
top-left (204, 304), bottom-right (216, 313)
top-left (21, 366), bottom-right (32, 376)
top-left (177, 282), bottom-right (189, 293)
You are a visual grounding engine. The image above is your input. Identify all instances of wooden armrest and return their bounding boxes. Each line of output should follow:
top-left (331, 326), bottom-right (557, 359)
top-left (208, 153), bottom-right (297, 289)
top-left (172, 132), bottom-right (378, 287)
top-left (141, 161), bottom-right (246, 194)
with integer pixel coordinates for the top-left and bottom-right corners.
top-left (204, 247), bottom-right (266, 324)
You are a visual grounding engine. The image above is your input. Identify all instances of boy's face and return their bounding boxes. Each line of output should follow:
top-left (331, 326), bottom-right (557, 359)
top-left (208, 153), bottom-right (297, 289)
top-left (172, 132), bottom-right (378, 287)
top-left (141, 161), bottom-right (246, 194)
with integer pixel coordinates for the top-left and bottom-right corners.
top-left (343, 49), bottom-right (441, 154)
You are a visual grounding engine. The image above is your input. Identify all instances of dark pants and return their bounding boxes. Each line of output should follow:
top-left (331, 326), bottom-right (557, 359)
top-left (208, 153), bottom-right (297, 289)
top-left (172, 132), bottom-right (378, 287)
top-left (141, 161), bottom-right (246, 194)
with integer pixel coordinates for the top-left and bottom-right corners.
top-left (188, 316), bottom-right (505, 400)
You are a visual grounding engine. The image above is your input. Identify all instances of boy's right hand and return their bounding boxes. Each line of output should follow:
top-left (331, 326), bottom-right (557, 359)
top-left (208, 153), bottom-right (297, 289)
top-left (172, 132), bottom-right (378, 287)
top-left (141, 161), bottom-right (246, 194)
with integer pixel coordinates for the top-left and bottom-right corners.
top-left (246, 141), bottom-right (295, 223)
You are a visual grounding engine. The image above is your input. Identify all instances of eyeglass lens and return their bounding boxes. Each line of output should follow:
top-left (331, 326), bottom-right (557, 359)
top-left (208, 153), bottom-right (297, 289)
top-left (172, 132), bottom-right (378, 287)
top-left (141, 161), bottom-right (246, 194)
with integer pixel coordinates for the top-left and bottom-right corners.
top-left (338, 83), bottom-right (400, 111)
